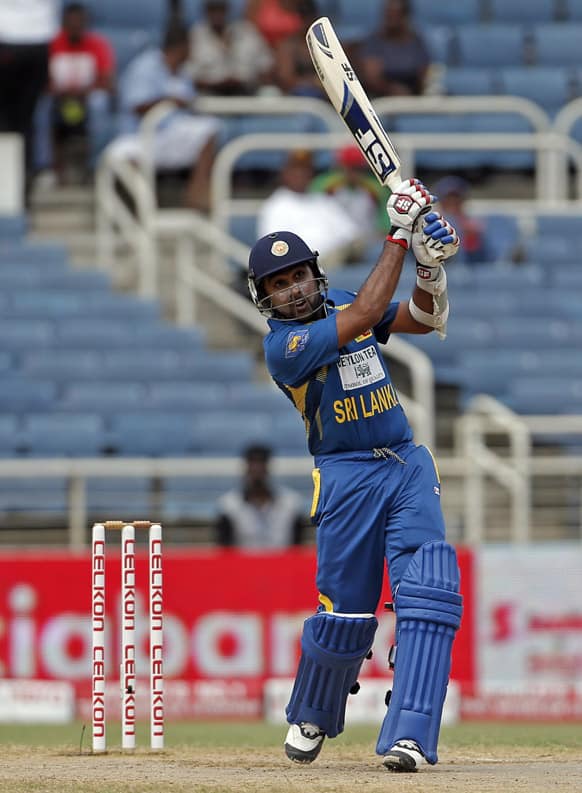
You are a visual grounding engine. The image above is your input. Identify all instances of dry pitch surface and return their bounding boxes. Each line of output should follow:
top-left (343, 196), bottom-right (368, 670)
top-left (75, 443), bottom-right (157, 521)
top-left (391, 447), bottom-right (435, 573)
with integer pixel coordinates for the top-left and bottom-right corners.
top-left (0, 722), bottom-right (581, 793)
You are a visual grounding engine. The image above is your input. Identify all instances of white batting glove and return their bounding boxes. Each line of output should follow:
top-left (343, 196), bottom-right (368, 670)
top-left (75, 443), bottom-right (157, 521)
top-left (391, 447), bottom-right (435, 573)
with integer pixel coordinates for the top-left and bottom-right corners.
top-left (412, 211), bottom-right (460, 267)
top-left (386, 178), bottom-right (435, 250)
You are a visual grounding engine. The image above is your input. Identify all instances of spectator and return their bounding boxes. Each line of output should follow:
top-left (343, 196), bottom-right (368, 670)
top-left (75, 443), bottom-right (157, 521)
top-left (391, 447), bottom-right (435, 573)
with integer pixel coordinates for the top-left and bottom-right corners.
top-left (245, 0), bottom-right (303, 50)
top-left (108, 22), bottom-right (221, 211)
top-left (359, 0), bottom-right (430, 97)
top-left (0, 0), bottom-right (59, 201)
top-left (215, 444), bottom-right (306, 548)
top-left (34, 2), bottom-right (116, 184)
top-left (257, 149), bottom-right (365, 265)
top-left (433, 176), bottom-right (494, 264)
top-left (189, 0), bottom-right (274, 96)
top-left (272, 0), bottom-right (322, 97)
top-left (310, 145), bottom-right (389, 237)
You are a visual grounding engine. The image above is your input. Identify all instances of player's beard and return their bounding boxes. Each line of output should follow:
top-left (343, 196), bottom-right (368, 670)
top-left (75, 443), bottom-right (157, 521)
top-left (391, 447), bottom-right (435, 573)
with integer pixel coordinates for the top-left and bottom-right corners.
top-left (270, 281), bottom-right (325, 322)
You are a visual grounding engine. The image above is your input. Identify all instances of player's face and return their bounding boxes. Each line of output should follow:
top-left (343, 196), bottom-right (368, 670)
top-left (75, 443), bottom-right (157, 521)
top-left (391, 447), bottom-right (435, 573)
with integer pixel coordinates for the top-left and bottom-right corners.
top-left (263, 263), bottom-right (322, 320)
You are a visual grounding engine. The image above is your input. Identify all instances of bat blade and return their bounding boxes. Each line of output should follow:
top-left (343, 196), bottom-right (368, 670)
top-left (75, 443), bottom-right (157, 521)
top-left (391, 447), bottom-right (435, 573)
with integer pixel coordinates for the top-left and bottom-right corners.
top-left (306, 16), bottom-right (401, 190)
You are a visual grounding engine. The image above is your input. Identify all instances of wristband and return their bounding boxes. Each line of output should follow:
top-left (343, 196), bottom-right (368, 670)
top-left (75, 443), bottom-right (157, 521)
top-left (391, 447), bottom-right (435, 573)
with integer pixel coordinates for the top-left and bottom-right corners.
top-left (386, 226), bottom-right (411, 250)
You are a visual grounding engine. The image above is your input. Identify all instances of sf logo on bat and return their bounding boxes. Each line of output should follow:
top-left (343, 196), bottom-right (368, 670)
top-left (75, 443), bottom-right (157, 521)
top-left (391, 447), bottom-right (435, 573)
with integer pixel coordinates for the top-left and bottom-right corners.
top-left (341, 61), bottom-right (355, 81)
top-left (354, 126), bottom-right (394, 181)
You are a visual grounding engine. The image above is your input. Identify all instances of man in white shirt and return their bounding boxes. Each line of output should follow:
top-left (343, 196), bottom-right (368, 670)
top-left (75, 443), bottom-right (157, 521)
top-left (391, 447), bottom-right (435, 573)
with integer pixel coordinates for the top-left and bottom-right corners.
top-left (257, 150), bottom-right (365, 266)
top-left (189, 0), bottom-right (274, 96)
top-left (108, 22), bottom-right (221, 211)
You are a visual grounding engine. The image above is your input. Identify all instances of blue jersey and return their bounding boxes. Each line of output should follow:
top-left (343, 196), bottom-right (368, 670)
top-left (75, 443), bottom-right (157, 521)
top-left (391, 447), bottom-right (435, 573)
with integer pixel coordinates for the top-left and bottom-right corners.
top-left (264, 288), bottom-right (413, 458)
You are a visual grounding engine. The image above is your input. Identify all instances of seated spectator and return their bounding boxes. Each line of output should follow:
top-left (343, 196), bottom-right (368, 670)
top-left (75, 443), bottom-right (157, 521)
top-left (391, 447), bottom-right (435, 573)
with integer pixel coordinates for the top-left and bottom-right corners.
top-left (359, 0), bottom-right (430, 97)
top-left (257, 149), bottom-right (365, 265)
top-left (272, 0), bottom-right (323, 97)
top-left (33, 2), bottom-right (115, 184)
top-left (433, 176), bottom-right (494, 265)
top-left (189, 0), bottom-right (274, 96)
top-left (309, 144), bottom-right (389, 237)
top-left (215, 444), bottom-right (306, 548)
top-left (245, 0), bottom-right (303, 49)
top-left (108, 22), bottom-right (221, 211)
top-left (0, 0), bottom-right (58, 202)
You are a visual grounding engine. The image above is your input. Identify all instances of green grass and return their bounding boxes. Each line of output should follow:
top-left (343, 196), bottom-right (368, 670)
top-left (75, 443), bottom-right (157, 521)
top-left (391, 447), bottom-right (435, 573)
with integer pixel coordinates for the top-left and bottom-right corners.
top-left (0, 721), bottom-right (581, 752)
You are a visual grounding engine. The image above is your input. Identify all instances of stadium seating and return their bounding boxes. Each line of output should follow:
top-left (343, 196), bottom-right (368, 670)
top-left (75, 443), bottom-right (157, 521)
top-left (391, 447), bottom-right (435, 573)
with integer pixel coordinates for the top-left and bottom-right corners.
top-left (411, 0), bottom-right (482, 26)
top-left (499, 67), bottom-right (573, 116)
top-left (455, 25), bottom-right (526, 68)
top-left (532, 24), bottom-right (582, 67)
top-left (487, 0), bottom-right (556, 24)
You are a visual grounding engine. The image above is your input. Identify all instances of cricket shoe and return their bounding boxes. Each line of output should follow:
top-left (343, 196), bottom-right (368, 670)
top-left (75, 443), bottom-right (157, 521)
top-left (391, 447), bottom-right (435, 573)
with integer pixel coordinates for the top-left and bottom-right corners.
top-left (383, 739), bottom-right (426, 772)
top-left (284, 722), bottom-right (326, 764)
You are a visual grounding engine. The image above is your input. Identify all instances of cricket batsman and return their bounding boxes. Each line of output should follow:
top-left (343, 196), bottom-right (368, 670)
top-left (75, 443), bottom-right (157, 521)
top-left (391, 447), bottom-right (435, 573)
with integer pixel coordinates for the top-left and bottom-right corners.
top-left (247, 178), bottom-right (463, 772)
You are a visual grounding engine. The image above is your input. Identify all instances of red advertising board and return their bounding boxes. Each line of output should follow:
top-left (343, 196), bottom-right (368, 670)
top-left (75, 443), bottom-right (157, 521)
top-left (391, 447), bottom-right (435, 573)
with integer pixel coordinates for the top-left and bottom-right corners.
top-left (0, 546), bottom-right (474, 719)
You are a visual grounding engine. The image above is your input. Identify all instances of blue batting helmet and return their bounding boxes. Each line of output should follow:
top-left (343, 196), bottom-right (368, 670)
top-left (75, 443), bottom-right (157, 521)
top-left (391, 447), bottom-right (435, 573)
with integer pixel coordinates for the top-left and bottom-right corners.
top-left (248, 231), bottom-right (327, 316)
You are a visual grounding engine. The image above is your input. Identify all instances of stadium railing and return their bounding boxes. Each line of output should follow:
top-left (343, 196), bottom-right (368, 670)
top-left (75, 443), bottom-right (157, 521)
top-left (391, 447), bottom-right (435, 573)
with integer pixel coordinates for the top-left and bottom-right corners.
top-left (1, 397), bottom-right (581, 547)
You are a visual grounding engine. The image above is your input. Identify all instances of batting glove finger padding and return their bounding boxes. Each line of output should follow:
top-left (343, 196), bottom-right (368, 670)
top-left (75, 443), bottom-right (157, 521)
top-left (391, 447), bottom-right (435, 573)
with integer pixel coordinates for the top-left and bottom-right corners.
top-left (412, 211), bottom-right (460, 265)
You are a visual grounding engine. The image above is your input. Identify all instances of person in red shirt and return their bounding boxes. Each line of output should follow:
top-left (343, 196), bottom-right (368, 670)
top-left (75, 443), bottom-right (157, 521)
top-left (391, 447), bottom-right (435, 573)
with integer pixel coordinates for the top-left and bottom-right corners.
top-left (34, 2), bottom-right (115, 183)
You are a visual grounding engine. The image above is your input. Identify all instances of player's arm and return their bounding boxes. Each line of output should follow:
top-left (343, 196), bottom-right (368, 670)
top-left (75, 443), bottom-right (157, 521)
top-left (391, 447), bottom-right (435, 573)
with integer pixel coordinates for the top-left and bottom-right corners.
top-left (336, 178), bottom-right (433, 348)
top-left (390, 212), bottom-right (460, 337)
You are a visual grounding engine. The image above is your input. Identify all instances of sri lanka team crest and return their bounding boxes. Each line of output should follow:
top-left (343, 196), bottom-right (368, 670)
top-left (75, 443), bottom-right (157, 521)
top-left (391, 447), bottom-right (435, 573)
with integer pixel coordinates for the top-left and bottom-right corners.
top-left (285, 329), bottom-right (310, 357)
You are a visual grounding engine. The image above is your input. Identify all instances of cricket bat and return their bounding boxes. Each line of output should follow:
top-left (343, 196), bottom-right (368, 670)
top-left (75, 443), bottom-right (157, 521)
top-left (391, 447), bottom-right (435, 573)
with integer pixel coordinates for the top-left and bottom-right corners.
top-left (306, 16), bottom-right (401, 190)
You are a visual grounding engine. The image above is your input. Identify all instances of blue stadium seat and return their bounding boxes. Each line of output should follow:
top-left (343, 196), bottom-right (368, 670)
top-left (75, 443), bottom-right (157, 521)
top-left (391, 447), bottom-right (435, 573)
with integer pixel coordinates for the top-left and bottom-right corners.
top-left (0, 215), bottom-right (27, 239)
top-left (181, 0), bottom-right (246, 25)
top-left (532, 24), bottom-right (582, 66)
top-left (148, 381), bottom-right (228, 409)
top-left (564, 0), bottom-right (582, 20)
top-left (0, 477), bottom-right (68, 513)
top-left (0, 379), bottom-right (58, 413)
top-left (86, 476), bottom-right (152, 514)
top-left (192, 412), bottom-right (272, 455)
top-left (270, 413), bottom-right (310, 455)
top-left (523, 235), bottom-right (577, 264)
top-left (411, 0), bottom-right (481, 25)
top-left (330, 0), bottom-right (384, 41)
top-left (443, 67), bottom-right (497, 96)
top-left (161, 474), bottom-right (239, 521)
top-left (0, 241), bottom-right (68, 264)
top-left (0, 319), bottom-right (54, 350)
top-left (99, 349), bottom-right (254, 381)
top-left (60, 382), bottom-right (147, 412)
top-left (229, 215), bottom-right (257, 248)
top-left (94, 27), bottom-right (157, 71)
top-left (20, 350), bottom-right (102, 379)
top-left (499, 67), bottom-right (572, 115)
top-left (534, 214), bottom-right (582, 239)
top-left (505, 377), bottom-right (582, 414)
top-left (234, 114), bottom-right (328, 172)
top-left (488, 0), bottom-right (556, 23)
top-left (85, 0), bottom-right (166, 32)
top-left (1, 292), bottom-right (160, 320)
top-left (392, 114), bottom-right (477, 169)
top-left (420, 26), bottom-right (453, 65)
top-left (480, 214), bottom-right (522, 262)
top-left (228, 383), bottom-right (293, 414)
top-left (455, 25), bottom-right (525, 68)
top-left (467, 112), bottom-right (535, 169)
top-left (109, 412), bottom-right (198, 456)
top-left (0, 416), bottom-right (20, 455)
top-left (55, 319), bottom-right (204, 349)
top-left (21, 413), bottom-right (106, 456)
top-left (449, 262), bottom-right (544, 289)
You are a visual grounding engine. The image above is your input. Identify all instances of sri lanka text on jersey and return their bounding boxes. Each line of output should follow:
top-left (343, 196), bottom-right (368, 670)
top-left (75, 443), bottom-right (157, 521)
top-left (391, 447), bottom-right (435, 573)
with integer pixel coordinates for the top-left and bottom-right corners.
top-left (333, 383), bottom-right (400, 423)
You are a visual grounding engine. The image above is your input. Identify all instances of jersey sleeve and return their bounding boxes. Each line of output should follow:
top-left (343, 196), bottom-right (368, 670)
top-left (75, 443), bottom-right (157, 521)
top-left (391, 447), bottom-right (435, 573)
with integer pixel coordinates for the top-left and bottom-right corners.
top-left (264, 314), bottom-right (339, 387)
top-left (373, 301), bottom-right (399, 344)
